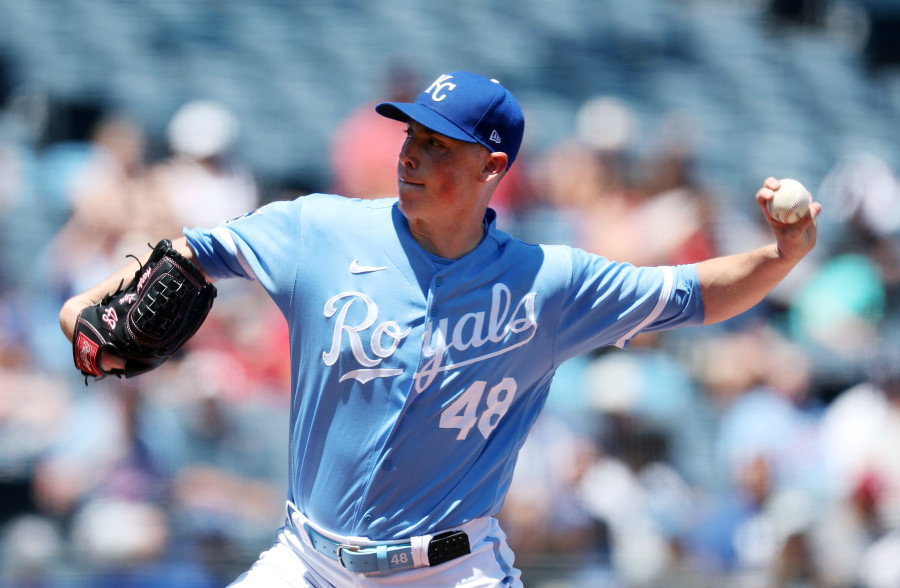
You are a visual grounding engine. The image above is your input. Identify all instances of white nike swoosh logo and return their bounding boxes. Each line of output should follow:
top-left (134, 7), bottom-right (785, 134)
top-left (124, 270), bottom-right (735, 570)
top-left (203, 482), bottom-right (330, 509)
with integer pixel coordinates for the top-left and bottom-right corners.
top-left (349, 259), bottom-right (388, 274)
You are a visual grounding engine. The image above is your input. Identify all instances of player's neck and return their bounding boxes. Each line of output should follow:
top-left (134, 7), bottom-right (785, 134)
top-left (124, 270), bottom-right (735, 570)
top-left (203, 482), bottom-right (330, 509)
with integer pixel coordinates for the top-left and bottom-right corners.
top-left (408, 216), bottom-right (487, 260)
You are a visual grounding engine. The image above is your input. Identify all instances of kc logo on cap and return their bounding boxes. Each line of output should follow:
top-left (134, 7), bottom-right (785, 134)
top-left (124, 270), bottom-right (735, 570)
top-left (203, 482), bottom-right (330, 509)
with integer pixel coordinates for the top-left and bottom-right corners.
top-left (375, 71), bottom-right (525, 170)
top-left (425, 74), bottom-right (457, 102)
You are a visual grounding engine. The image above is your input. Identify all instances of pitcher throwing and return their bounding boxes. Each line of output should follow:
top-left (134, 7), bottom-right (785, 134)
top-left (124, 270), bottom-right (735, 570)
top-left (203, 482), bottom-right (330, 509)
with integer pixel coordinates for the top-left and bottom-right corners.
top-left (60, 71), bottom-right (821, 587)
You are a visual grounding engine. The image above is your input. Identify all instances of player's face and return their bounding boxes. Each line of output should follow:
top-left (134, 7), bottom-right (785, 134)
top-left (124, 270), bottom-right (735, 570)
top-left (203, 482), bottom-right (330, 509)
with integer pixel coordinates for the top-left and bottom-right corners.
top-left (396, 122), bottom-right (490, 222)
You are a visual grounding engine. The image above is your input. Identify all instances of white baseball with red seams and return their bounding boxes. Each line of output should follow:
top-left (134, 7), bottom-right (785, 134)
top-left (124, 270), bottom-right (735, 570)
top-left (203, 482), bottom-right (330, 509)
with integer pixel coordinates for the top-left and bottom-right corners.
top-left (768, 178), bottom-right (811, 224)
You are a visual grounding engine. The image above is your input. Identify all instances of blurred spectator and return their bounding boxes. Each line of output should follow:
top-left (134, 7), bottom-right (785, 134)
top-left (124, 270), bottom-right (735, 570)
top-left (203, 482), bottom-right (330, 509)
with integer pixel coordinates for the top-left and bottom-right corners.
top-left (499, 413), bottom-right (601, 560)
top-left (170, 387), bottom-right (287, 575)
top-left (571, 96), bottom-right (640, 259)
top-left (149, 100), bottom-right (258, 230)
top-left (690, 326), bottom-right (822, 483)
top-left (502, 334), bottom-right (713, 586)
top-left (815, 350), bottom-right (900, 588)
top-left (816, 151), bottom-right (900, 259)
top-left (0, 514), bottom-right (67, 587)
top-left (46, 115), bottom-right (168, 293)
top-left (584, 333), bottom-right (719, 489)
top-left (816, 151), bottom-right (900, 317)
top-left (510, 139), bottom-right (597, 246)
top-left (567, 97), bottom-right (637, 254)
top-left (329, 61), bottom-right (419, 200)
top-left (683, 326), bottom-right (826, 587)
top-left (27, 378), bottom-right (227, 586)
top-left (632, 111), bottom-right (719, 265)
top-left (0, 331), bottom-right (72, 529)
top-left (548, 96), bottom-right (718, 267)
top-left (512, 97), bottom-right (637, 248)
top-left (687, 452), bottom-right (821, 587)
top-left (789, 252), bottom-right (886, 375)
top-left (31, 382), bottom-right (182, 519)
top-left (579, 425), bottom-right (695, 586)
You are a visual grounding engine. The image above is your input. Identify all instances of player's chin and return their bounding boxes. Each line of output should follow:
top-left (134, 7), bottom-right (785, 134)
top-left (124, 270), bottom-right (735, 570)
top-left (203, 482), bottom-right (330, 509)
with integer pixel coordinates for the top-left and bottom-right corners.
top-left (398, 182), bottom-right (424, 209)
top-left (396, 194), bottom-right (418, 219)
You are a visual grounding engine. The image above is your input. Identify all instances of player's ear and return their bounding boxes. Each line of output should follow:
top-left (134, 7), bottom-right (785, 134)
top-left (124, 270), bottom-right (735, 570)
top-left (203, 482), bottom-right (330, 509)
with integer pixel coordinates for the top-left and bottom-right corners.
top-left (480, 152), bottom-right (508, 183)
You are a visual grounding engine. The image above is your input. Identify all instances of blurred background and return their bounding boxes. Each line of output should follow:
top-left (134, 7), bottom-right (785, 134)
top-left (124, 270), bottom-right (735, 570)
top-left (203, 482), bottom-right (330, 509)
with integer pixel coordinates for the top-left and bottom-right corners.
top-left (1, 0), bottom-right (899, 586)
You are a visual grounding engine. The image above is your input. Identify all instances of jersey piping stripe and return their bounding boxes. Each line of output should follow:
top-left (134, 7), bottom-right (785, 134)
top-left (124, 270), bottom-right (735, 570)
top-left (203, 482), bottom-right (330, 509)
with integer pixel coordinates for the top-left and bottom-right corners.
top-left (212, 226), bottom-right (256, 280)
top-left (614, 265), bottom-right (675, 348)
top-left (486, 535), bottom-right (515, 585)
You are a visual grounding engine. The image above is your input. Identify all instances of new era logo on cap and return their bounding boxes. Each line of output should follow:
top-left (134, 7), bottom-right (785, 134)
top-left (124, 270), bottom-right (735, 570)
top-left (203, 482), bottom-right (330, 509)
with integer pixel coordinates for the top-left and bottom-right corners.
top-left (375, 71), bottom-right (525, 169)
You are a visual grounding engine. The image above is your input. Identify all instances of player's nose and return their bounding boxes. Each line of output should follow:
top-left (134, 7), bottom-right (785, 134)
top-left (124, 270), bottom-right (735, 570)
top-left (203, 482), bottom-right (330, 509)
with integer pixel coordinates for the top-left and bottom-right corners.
top-left (398, 136), bottom-right (418, 169)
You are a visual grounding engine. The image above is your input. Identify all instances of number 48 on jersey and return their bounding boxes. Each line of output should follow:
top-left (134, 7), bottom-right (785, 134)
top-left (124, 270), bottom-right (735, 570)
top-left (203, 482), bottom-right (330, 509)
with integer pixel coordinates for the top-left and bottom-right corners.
top-left (439, 377), bottom-right (518, 441)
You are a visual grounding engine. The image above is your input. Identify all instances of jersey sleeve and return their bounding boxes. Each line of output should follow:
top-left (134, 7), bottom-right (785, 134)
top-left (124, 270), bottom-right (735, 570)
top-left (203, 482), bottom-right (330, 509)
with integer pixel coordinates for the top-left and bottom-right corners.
top-left (552, 246), bottom-right (705, 363)
top-left (183, 198), bottom-right (305, 302)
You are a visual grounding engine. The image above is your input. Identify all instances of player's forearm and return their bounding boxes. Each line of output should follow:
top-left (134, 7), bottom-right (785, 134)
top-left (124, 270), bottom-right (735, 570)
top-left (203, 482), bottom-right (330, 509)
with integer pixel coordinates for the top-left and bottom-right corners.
top-left (696, 243), bottom-right (798, 325)
top-left (58, 237), bottom-right (204, 342)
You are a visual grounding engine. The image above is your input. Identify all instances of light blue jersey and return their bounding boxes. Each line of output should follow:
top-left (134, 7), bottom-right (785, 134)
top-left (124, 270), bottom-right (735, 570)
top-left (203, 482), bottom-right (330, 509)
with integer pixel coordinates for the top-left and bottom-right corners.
top-left (184, 194), bottom-right (704, 541)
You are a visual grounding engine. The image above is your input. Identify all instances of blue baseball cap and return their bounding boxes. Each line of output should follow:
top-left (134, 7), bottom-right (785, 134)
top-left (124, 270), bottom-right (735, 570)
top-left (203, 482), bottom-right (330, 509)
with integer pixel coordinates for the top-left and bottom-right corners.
top-left (375, 71), bottom-right (525, 170)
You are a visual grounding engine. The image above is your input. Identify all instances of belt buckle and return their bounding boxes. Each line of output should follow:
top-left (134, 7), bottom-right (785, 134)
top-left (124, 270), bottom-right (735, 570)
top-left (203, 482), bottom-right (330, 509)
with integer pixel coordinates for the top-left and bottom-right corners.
top-left (335, 543), bottom-right (360, 568)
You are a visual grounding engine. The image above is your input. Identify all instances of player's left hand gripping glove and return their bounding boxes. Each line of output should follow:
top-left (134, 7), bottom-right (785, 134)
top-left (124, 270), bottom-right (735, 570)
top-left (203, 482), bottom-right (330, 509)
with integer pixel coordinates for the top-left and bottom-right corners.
top-left (72, 239), bottom-right (217, 380)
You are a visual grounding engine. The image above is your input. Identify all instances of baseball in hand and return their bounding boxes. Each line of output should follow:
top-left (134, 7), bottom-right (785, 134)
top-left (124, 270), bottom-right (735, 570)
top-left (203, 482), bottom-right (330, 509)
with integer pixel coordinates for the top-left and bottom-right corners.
top-left (767, 178), bottom-right (811, 224)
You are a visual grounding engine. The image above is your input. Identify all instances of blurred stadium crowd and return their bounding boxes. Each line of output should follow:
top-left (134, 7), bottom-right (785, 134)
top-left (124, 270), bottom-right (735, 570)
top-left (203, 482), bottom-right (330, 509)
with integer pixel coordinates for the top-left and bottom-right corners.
top-left (1, 0), bottom-right (900, 587)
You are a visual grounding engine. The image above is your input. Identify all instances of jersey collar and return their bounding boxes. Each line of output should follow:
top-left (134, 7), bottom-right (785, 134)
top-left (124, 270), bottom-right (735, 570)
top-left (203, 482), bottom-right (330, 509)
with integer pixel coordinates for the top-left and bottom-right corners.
top-left (379, 202), bottom-right (504, 293)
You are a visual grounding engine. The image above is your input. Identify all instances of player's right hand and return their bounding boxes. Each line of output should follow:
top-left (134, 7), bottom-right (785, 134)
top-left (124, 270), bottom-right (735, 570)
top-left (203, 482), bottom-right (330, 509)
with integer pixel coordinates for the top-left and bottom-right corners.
top-left (755, 177), bottom-right (821, 262)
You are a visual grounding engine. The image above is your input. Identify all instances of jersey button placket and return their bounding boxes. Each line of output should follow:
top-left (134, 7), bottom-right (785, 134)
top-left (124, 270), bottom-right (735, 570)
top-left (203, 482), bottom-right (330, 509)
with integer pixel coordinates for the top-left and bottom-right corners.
top-left (428, 275), bottom-right (443, 317)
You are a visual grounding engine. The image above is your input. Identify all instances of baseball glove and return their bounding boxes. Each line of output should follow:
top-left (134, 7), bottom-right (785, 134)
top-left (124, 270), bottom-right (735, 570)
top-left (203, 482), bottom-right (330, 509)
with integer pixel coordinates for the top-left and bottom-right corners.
top-left (72, 239), bottom-right (217, 380)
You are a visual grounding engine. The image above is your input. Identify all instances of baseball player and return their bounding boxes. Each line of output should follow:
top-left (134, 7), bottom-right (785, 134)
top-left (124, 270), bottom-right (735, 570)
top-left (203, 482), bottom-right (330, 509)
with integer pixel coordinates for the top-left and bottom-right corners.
top-left (59, 71), bottom-right (821, 587)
